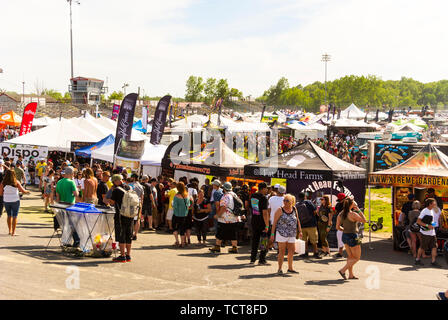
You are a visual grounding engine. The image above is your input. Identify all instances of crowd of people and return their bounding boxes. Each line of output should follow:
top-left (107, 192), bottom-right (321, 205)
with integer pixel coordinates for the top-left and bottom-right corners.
top-left (398, 188), bottom-right (448, 268)
top-left (0, 128), bottom-right (19, 142)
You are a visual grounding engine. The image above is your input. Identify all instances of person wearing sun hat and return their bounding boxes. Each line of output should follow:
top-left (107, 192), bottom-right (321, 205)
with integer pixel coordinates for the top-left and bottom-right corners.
top-left (209, 182), bottom-right (240, 253)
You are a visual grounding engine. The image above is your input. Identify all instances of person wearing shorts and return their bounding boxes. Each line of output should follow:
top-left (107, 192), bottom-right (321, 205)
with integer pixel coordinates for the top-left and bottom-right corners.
top-left (209, 182), bottom-right (240, 253)
top-left (110, 175), bottom-right (134, 263)
top-left (336, 198), bottom-right (367, 280)
top-left (165, 179), bottom-right (178, 232)
top-left (295, 192), bottom-right (321, 259)
top-left (415, 198), bottom-right (442, 268)
top-left (270, 194), bottom-right (302, 275)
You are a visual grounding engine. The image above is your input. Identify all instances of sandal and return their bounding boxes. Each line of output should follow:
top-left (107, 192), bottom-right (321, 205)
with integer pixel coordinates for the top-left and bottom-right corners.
top-left (348, 276), bottom-right (359, 280)
top-left (173, 242), bottom-right (180, 247)
top-left (338, 270), bottom-right (347, 280)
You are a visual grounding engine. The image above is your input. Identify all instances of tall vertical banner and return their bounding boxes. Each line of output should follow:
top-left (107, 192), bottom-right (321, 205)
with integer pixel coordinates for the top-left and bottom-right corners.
top-left (111, 104), bottom-right (120, 120)
top-left (114, 93), bottom-right (138, 154)
top-left (142, 105), bottom-right (148, 132)
top-left (150, 95), bottom-right (171, 145)
top-left (19, 102), bottom-right (38, 136)
top-left (216, 98), bottom-right (223, 126)
top-left (260, 103), bottom-right (267, 123)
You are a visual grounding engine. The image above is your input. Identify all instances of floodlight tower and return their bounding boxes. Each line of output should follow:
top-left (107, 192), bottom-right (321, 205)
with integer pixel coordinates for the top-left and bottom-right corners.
top-left (321, 53), bottom-right (331, 106)
top-left (67, 0), bottom-right (80, 79)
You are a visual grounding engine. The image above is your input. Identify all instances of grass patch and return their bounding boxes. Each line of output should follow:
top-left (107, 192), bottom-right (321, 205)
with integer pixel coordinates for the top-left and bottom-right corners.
top-left (364, 200), bottom-right (393, 233)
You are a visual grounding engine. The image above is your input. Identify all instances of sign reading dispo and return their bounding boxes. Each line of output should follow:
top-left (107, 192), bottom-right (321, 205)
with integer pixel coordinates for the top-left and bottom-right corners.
top-left (0, 143), bottom-right (48, 163)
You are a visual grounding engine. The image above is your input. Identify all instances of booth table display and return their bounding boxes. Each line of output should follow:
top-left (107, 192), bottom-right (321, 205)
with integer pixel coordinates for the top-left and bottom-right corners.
top-left (369, 144), bottom-right (448, 251)
top-left (49, 202), bottom-right (116, 257)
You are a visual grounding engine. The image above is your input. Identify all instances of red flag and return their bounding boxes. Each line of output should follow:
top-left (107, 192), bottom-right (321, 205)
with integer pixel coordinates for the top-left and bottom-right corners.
top-left (19, 102), bottom-right (38, 136)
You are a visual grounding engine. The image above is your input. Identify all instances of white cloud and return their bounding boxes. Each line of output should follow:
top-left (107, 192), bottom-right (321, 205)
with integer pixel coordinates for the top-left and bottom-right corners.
top-left (1, 0), bottom-right (447, 100)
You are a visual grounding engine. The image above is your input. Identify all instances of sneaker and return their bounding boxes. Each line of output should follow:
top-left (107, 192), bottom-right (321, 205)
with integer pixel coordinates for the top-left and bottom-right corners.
top-left (209, 245), bottom-right (221, 253)
top-left (335, 253), bottom-right (343, 258)
top-left (258, 260), bottom-right (269, 265)
top-left (221, 242), bottom-right (226, 248)
top-left (113, 256), bottom-right (127, 263)
top-left (277, 270), bottom-right (283, 275)
top-left (436, 292), bottom-right (447, 300)
top-left (415, 259), bottom-right (423, 266)
top-left (125, 255), bottom-right (131, 262)
top-left (228, 246), bottom-right (238, 254)
top-left (313, 253), bottom-right (322, 259)
top-left (299, 253), bottom-right (309, 258)
top-left (431, 261), bottom-right (442, 268)
top-left (249, 260), bottom-right (256, 264)
top-left (132, 235), bottom-right (137, 241)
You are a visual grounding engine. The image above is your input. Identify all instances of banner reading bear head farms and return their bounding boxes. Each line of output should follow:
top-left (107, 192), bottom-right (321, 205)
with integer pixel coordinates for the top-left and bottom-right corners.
top-left (0, 143), bottom-right (48, 164)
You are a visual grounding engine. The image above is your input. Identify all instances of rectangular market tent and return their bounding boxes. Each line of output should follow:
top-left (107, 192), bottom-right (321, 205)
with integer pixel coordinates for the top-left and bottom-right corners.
top-left (368, 144), bottom-right (448, 250)
top-left (288, 122), bottom-right (327, 140)
top-left (5, 115), bottom-right (146, 152)
top-left (91, 139), bottom-right (167, 178)
top-left (0, 110), bottom-right (22, 127)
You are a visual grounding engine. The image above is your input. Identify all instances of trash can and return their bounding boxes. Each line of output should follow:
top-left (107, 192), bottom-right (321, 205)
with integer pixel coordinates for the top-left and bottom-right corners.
top-left (66, 203), bottom-right (108, 253)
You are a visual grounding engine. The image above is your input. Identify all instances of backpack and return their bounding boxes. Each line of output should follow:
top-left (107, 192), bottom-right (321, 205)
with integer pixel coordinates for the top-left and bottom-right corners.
top-left (296, 201), bottom-right (313, 226)
top-left (230, 192), bottom-right (245, 216)
top-left (118, 187), bottom-right (140, 218)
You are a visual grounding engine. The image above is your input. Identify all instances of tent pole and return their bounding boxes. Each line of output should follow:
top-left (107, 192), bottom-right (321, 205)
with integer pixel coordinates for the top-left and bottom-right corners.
top-left (368, 186), bottom-right (373, 250)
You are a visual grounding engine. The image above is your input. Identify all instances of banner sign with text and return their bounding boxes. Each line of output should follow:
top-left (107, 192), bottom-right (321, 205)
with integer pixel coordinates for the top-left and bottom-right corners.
top-left (111, 104), bottom-right (120, 120)
top-left (19, 102), bottom-right (37, 136)
top-left (150, 95), bottom-right (171, 145)
top-left (117, 139), bottom-right (145, 160)
top-left (70, 141), bottom-right (95, 152)
top-left (0, 143), bottom-right (48, 163)
top-left (114, 93), bottom-right (138, 154)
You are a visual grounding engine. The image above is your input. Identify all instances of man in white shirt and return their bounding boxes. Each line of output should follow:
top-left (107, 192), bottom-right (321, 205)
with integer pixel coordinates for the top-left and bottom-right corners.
top-left (415, 198), bottom-right (441, 267)
top-left (268, 186), bottom-right (286, 226)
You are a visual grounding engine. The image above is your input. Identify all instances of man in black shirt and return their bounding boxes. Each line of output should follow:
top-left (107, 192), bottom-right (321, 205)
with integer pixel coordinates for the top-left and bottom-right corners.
top-left (110, 174), bottom-right (133, 263)
top-left (97, 171), bottom-right (110, 206)
top-left (296, 192), bottom-right (321, 259)
top-left (141, 175), bottom-right (155, 230)
top-left (249, 182), bottom-right (270, 265)
top-left (401, 194), bottom-right (415, 226)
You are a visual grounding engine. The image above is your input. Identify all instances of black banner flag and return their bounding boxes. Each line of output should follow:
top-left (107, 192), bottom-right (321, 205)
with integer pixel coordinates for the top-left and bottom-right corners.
top-left (150, 95), bottom-right (172, 145)
top-left (114, 93), bottom-right (138, 154)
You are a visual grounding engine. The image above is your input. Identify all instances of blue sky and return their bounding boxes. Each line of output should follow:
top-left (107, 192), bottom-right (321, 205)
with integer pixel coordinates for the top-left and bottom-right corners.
top-left (1, 0), bottom-right (448, 99)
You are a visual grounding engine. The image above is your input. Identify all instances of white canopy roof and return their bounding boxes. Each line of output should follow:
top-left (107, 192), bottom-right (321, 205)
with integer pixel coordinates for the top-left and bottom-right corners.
top-left (91, 140), bottom-right (167, 166)
top-left (288, 122), bottom-right (327, 131)
top-left (341, 103), bottom-right (366, 119)
top-left (333, 118), bottom-right (380, 129)
top-left (6, 113), bottom-right (146, 152)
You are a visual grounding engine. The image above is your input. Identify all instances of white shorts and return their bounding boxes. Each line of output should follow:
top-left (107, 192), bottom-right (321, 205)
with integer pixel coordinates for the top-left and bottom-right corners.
top-left (166, 208), bottom-right (174, 220)
top-left (337, 230), bottom-right (344, 248)
top-left (276, 231), bottom-right (296, 244)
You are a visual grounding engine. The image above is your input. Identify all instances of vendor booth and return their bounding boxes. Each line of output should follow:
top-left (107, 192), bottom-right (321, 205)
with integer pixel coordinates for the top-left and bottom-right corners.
top-left (0, 110), bottom-right (22, 128)
top-left (161, 137), bottom-right (260, 183)
top-left (244, 140), bottom-right (367, 249)
top-left (368, 144), bottom-right (448, 251)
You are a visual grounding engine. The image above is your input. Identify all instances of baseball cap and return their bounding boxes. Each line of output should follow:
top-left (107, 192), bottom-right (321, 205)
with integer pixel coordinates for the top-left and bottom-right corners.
top-left (222, 182), bottom-right (232, 191)
top-left (278, 186), bottom-right (286, 194)
top-left (337, 193), bottom-right (346, 201)
top-left (274, 184), bottom-right (280, 189)
top-left (111, 174), bottom-right (123, 182)
top-left (141, 175), bottom-right (149, 180)
top-left (212, 180), bottom-right (221, 186)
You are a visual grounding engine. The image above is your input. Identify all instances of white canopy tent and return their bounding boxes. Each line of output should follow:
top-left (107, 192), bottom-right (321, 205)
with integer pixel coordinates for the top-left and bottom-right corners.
top-left (341, 103), bottom-right (366, 119)
top-left (6, 114), bottom-right (146, 152)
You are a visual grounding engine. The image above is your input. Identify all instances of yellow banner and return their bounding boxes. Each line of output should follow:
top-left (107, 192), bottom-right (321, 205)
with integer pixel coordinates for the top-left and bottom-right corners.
top-left (369, 174), bottom-right (448, 188)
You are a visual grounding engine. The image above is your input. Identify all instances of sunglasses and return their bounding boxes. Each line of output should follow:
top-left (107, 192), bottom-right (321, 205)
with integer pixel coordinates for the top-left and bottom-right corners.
top-left (283, 199), bottom-right (291, 203)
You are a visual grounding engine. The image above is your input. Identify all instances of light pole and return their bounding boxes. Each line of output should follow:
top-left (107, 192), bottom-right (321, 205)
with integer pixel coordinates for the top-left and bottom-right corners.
top-left (321, 53), bottom-right (331, 106)
top-left (122, 83), bottom-right (129, 97)
top-left (67, 0), bottom-right (80, 80)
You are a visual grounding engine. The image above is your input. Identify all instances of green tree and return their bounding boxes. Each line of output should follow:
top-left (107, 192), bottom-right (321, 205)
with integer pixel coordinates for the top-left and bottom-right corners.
top-left (108, 91), bottom-right (124, 100)
top-left (204, 78), bottom-right (217, 105)
top-left (216, 79), bottom-right (230, 100)
top-left (42, 89), bottom-right (63, 101)
top-left (185, 76), bottom-right (204, 101)
top-left (229, 88), bottom-right (243, 100)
